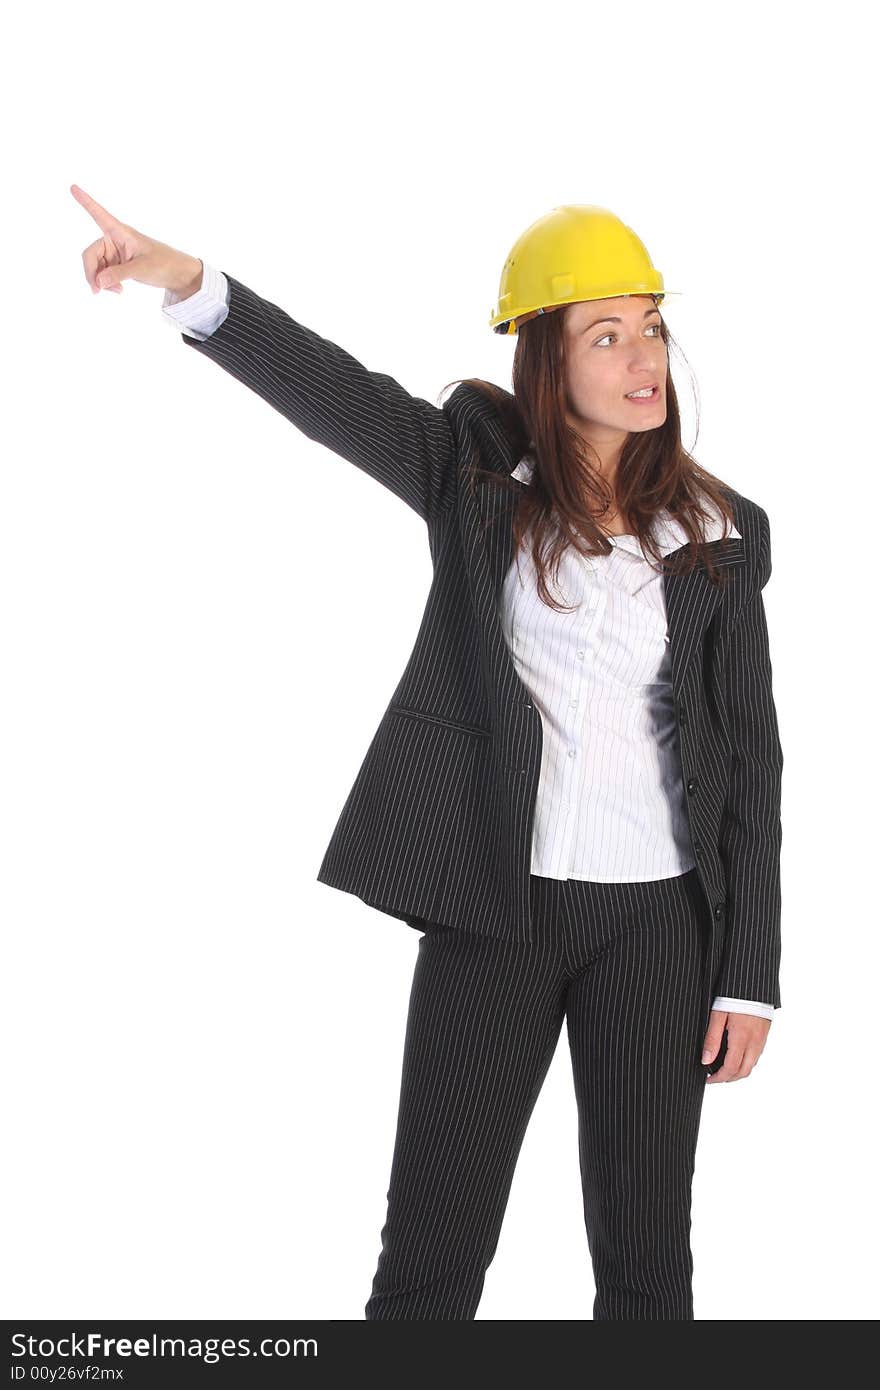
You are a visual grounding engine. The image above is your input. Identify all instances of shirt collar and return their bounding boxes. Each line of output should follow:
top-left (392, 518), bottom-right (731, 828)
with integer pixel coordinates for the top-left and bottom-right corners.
top-left (509, 453), bottom-right (741, 556)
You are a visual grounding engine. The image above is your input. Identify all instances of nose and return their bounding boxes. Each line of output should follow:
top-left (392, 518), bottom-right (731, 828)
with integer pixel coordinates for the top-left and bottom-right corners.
top-left (629, 352), bottom-right (664, 379)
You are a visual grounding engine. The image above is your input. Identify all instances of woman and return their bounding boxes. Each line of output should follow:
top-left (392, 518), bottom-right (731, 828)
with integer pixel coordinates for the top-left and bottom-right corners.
top-left (73, 190), bottom-right (783, 1320)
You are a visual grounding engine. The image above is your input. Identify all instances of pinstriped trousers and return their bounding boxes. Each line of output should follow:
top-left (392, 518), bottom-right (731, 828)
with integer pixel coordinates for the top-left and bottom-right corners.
top-left (364, 867), bottom-right (711, 1320)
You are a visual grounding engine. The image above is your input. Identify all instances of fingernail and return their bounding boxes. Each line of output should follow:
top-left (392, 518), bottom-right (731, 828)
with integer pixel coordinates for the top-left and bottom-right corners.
top-left (701, 1049), bottom-right (711, 1063)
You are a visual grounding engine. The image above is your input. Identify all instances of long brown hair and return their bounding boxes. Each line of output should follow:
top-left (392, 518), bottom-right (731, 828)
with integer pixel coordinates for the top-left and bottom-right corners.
top-left (440, 300), bottom-right (740, 612)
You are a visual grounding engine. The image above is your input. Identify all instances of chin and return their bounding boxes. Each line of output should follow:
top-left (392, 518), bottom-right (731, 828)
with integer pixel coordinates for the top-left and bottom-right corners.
top-left (626, 411), bottom-right (666, 430)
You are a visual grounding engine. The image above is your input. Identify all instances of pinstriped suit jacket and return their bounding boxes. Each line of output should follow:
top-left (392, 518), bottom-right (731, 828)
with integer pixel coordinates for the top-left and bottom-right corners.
top-left (177, 272), bottom-right (784, 1016)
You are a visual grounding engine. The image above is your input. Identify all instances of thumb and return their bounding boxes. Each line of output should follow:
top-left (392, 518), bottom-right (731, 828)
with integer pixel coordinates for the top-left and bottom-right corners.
top-left (96, 260), bottom-right (141, 290)
top-left (701, 1011), bottom-right (727, 1064)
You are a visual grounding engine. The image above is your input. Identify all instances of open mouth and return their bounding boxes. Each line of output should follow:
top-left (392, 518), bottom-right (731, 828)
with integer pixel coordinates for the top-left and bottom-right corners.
top-left (624, 385), bottom-right (659, 402)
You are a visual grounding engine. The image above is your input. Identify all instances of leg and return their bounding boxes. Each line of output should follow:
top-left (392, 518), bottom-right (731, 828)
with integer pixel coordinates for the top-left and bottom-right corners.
top-left (365, 927), bottom-right (565, 1319)
top-left (564, 877), bottom-right (709, 1319)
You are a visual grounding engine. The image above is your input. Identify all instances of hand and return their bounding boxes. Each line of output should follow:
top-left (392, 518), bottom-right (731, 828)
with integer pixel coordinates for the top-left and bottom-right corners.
top-left (70, 183), bottom-right (203, 298)
top-left (702, 1008), bottom-right (771, 1084)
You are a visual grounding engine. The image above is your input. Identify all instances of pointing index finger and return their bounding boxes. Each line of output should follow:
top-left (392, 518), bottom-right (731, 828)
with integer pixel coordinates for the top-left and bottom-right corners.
top-left (70, 184), bottom-right (124, 234)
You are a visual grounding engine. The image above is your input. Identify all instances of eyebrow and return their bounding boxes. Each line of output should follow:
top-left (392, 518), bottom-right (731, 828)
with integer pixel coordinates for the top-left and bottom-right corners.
top-left (582, 307), bottom-right (662, 331)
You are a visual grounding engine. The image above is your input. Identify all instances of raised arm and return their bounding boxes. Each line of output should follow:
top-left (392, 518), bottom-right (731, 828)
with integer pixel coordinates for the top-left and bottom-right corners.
top-left (175, 270), bottom-right (457, 524)
top-left (72, 183), bottom-right (457, 524)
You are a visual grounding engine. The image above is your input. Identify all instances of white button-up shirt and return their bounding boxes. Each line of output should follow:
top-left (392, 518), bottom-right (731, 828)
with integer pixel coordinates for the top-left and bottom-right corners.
top-left (503, 454), bottom-right (732, 885)
top-left (161, 267), bottom-right (775, 1020)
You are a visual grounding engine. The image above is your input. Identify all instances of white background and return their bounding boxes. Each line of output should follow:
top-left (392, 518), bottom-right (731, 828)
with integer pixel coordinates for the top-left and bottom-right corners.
top-left (2, 0), bottom-right (875, 1322)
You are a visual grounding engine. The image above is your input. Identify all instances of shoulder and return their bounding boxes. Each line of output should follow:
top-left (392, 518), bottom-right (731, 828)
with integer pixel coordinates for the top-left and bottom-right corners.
top-left (439, 382), bottom-right (530, 490)
top-left (442, 381), bottom-right (518, 453)
top-left (720, 485), bottom-right (772, 589)
top-left (719, 483), bottom-right (767, 533)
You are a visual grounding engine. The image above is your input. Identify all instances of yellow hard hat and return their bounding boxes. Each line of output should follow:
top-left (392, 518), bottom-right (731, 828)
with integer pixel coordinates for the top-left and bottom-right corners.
top-left (489, 204), bottom-right (680, 335)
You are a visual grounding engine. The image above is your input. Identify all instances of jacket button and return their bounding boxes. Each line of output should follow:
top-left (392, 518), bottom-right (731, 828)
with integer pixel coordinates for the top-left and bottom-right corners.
top-left (714, 901), bottom-right (724, 918)
top-left (523, 700), bottom-right (533, 709)
top-left (679, 703), bottom-right (688, 725)
top-left (686, 777), bottom-right (697, 793)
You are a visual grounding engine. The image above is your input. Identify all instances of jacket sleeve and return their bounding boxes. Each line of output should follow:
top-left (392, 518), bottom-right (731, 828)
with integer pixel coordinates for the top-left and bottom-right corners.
top-left (714, 506), bottom-right (784, 1008)
top-left (177, 271), bottom-right (457, 525)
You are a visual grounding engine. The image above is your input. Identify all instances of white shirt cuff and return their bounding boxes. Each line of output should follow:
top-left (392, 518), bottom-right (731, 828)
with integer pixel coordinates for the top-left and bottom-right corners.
top-left (161, 262), bottom-right (229, 341)
top-left (711, 996), bottom-right (776, 1020)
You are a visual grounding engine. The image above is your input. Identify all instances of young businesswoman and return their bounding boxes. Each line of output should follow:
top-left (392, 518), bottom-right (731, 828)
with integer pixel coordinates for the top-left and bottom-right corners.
top-left (73, 188), bottom-right (783, 1320)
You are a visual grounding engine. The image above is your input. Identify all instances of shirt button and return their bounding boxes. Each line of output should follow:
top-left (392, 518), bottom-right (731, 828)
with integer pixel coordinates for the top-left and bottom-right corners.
top-left (568, 748), bottom-right (576, 758)
top-left (570, 698), bottom-right (578, 707)
top-left (577, 649), bottom-right (585, 659)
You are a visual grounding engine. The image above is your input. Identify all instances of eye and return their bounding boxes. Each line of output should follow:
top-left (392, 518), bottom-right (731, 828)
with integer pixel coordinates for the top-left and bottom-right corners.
top-left (595, 322), bottom-right (663, 346)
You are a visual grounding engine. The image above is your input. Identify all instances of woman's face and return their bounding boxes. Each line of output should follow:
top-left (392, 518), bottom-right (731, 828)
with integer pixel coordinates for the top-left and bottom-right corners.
top-left (561, 294), bottom-right (668, 444)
